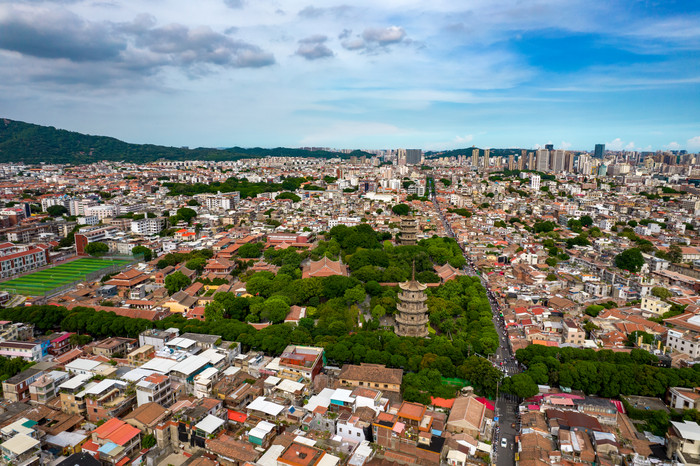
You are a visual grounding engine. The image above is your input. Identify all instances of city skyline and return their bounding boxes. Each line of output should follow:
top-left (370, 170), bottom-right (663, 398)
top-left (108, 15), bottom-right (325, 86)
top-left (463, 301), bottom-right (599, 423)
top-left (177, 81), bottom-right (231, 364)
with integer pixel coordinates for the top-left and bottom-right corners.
top-left (0, 0), bottom-right (699, 152)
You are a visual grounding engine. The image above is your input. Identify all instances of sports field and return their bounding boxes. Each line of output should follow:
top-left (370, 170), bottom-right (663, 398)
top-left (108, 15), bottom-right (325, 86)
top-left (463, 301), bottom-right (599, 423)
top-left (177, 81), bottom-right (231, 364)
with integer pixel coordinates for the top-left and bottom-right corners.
top-left (0, 257), bottom-right (132, 296)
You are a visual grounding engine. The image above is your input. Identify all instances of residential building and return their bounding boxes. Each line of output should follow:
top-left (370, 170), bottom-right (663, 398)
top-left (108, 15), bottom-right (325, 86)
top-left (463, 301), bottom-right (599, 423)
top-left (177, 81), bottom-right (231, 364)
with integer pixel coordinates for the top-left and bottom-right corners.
top-left (2, 368), bottom-right (44, 402)
top-left (338, 363), bottom-right (403, 393)
top-left (136, 373), bottom-right (174, 407)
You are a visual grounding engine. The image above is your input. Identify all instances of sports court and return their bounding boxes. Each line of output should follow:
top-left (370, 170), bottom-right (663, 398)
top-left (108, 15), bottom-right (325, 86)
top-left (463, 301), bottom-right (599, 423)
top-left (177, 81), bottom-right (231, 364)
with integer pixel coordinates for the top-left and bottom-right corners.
top-left (0, 257), bottom-right (132, 296)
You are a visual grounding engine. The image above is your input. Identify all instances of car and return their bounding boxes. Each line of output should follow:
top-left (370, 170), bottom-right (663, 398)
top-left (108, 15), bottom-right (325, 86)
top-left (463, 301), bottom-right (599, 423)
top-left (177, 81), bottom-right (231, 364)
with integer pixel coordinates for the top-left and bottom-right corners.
top-left (501, 438), bottom-right (508, 448)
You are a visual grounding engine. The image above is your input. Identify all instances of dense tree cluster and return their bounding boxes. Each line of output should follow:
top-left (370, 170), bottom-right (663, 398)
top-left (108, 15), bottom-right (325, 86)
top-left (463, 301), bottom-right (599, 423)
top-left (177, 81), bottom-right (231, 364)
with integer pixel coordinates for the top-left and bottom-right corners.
top-left (515, 344), bottom-right (700, 398)
top-left (156, 249), bottom-right (213, 269)
top-left (614, 248), bottom-right (645, 273)
top-left (164, 176), bottom-right (310, 198)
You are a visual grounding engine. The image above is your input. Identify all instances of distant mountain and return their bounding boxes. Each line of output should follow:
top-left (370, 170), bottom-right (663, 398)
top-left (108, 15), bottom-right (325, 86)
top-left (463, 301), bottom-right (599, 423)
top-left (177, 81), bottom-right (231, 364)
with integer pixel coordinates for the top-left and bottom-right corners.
top-left (0, 118), bottom-right (370, 164)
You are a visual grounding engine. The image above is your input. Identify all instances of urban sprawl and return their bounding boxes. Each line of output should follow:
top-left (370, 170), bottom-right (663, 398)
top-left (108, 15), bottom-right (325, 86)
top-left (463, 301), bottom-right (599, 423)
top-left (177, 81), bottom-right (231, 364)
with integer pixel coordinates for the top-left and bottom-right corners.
top-left (0, 145), bottom-right (699, 466)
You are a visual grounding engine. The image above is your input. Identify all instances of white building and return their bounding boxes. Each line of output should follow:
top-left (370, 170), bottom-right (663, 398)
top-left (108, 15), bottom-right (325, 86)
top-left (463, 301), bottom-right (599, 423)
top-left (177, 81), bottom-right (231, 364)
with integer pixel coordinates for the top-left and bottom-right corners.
top-left (131, 217), bottom-right (166, 236)
top-left (135, 373), bottom-right (174, 407)
top-left (530, 174), bottom-right (541, 191)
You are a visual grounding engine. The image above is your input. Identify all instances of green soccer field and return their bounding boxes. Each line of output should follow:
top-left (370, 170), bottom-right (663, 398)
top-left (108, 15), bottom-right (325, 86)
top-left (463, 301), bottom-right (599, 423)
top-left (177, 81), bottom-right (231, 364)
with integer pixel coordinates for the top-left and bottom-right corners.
top-left (0, 258), bottom-right (133, 296)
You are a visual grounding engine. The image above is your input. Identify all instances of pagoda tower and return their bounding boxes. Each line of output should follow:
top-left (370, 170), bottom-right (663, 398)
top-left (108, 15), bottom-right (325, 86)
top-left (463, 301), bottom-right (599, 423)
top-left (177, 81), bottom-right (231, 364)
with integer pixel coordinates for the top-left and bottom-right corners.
top-left (395, 264), bottom-right (429, 338)
top-left (400, 216), bottom-right (418, 245)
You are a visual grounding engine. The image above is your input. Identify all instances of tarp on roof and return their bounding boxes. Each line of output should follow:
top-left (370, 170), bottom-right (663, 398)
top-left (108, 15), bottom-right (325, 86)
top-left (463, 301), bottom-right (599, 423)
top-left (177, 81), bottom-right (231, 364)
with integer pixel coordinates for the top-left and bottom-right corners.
top-left (228, 410), bottom-right (247, 423)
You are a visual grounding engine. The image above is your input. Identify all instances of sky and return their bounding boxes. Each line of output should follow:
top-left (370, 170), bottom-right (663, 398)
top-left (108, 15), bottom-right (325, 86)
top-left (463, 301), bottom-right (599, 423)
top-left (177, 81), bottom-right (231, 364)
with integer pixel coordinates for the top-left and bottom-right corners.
top-left (0, 0), bottom-right (699, 152)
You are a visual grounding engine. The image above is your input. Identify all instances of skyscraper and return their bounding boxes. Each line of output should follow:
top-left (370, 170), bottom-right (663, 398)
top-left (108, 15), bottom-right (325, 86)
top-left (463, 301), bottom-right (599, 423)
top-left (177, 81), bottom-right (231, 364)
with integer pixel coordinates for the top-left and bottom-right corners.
top-left (508, 154), bottom-right (515, 170)
top-left (565, 152), bottom-right (575, 173)
top-left (406, 149), bottom-right (422, 165)
top-left (397, 148), bottom-right (406, 166)
top-left (594, 144), bottom-right (605, 159)
top-left (545, 144), bottom-right (554, 151)
top-left (551, 150), bottom-right (566, 173)
top-left (471, 148), bottom-right (479, 167)
top-left (535, 149), bottom-right (550, 172)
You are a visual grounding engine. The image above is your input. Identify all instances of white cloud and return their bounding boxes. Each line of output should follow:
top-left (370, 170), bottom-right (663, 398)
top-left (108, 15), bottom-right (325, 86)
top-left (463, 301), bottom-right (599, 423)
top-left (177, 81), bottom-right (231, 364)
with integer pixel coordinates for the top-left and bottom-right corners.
top-left (606, 138), bottom-right (624, 150)
top-left (687, 136), bottom-right (700, 149)
top-left (665, 141), bottom-right (681, 150)
top-left (424, 134), bottom-right (474, 151)
top-left (560, 141), bottom-right (572, 149)
top-left (625, 141), bottom-right (636, 150)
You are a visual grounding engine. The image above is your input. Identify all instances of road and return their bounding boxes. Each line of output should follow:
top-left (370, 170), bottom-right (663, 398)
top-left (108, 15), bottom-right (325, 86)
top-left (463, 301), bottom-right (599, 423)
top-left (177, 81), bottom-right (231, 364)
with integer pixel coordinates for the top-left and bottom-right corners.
top-left (432, 193), bottom-right (519, 466)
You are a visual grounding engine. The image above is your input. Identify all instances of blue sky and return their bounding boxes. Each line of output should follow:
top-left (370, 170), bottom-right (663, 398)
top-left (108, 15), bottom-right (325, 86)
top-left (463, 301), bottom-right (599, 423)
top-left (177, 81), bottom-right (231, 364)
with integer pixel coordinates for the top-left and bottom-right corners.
top-left (0, 0), bottom-right (698, 152)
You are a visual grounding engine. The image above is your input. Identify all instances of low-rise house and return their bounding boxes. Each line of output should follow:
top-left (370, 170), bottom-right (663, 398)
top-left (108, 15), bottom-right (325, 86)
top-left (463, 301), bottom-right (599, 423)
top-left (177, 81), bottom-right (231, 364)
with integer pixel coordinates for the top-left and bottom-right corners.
top-left (338, 363), bottom-right (403, 393)
top-left (91, 337), bottom-right (135, 358)
top-left (0, 341), bottom-right (43, 362)
top-left (445, 396), bottom-right (494, 439)
top-left (58, 374), bottom-right (93, 415)
top-left (84, 379), bottom-right (135, 422)
top-left (0, 433), bottom-right (40, 465)
top-left (668, 420), bottom-right (700, 464)
top-left (277, 345), bottom-right (325, 383)
top-left (28, 370), bottom-right (68, 404)
top-left (124, 402), bottom-right (169, 434)
top-left (136, 373), bottom-right (174, 407)
top-left (85, 418), bottom-right (141, 466)
top-left (670, 387), bottom-right (700, 410)
top-left (2, 368), bottom-right (44, 402)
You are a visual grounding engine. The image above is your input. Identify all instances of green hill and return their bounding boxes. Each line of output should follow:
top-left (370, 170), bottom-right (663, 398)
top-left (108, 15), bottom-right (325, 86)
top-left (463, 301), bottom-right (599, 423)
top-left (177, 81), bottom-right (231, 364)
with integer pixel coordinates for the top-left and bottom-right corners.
top-left (0, 118), bottom-right (369, 164)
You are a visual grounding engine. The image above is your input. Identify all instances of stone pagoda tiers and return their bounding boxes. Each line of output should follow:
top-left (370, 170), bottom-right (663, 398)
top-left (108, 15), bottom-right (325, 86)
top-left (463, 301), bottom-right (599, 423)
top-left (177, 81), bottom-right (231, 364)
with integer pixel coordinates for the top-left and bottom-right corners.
top-left (394, 265), bottom-right (429, 338)
top-left (400, 216), bottom-right (418, 246)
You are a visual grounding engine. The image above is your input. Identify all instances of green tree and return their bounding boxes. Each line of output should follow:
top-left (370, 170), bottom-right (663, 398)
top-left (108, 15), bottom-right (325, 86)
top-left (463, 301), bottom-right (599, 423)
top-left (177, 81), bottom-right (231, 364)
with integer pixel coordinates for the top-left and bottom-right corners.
top-left (668, 244), bottom-right (683, 263)
top-left (142, 434), bottom-right (156, 449)
top-left (277, 192), bottom-right (301, 202)
top-left (165, 271), bottom-right (191, 295)
top-left (238, 243), bottom-right (263, 258)
top-left (505, 373), bottom-right (539, 398)
top-left (176, 207), bottom-right (197, 224)
top-left (185, 257), bottom-right (207, 272)
top-left (392, 204), bottom-right (410, 216)
top-left (47, 204), bottom-right (68, 217)
top-left (614, 248), bottom-right (645, 273)
top-left (371, 305), bottom-right (386, 320)
top-left (585, 305), bottom-right (604, 317)
top-left (131, 245), bottom-right (153, 262)
top-left (651, 287), bottom-right (672, 300)
top-left (85, 242), bottom-right (109, 257)
top-left (261, 297), bottom-right (290, 323)
top-left (344, 285), bottom-right (366, 305)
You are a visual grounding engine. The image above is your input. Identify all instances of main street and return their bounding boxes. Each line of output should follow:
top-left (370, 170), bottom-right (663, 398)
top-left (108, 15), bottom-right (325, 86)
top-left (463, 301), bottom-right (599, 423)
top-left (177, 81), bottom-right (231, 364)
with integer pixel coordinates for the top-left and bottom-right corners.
top-left (432, 193), bottom-right (518, 466)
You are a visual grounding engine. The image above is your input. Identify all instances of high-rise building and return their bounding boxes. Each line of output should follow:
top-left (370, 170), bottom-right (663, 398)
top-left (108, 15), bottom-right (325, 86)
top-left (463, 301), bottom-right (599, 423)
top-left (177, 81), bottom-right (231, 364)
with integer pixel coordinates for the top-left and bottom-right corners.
top-left (545, 144), bottom-right (554, 151)
top-left (508, 154), bottom-right (515, 171)
top-left (405, 149), bottom-right (422, 165)
top-left (527, 152), bottom-right (535, 170)
top-left (565, 152), bottom-right (575, 173)
top-left (551, 150), bottom-right (566, 173)
top-left (471, 148), bottom-right (479, 167)
top-left (535, 149), bottom-right (550, 172)
top-left (530, 174), bottom-right (541, 190)
top-left (483, 149), bottom-right (490, 169)
top-left (594, 144), bottom-right (605, 159)
top-left (397, 148), bottom-right (407, 166)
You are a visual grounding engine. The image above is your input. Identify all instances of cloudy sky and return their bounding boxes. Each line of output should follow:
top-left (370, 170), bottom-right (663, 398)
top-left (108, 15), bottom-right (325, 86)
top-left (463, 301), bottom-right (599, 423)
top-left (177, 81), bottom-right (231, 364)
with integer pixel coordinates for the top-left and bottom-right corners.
top-left (1, 0), bottom-right (699, 152)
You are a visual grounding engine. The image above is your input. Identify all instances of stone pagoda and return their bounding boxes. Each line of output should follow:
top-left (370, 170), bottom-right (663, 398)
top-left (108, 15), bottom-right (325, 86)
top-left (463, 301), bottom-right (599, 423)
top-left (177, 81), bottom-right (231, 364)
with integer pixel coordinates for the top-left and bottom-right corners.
top-left (394, 264), bottom-right (429, 338)
top-left (399, 216), bottom-right (418, 246)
